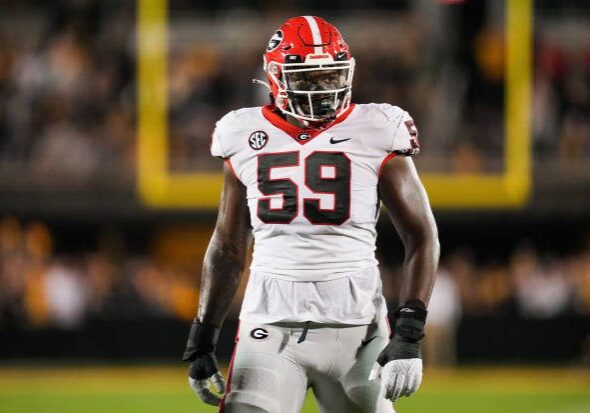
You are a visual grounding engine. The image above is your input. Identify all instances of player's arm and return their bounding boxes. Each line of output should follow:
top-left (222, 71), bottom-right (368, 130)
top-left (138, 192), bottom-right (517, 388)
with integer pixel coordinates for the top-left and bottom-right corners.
top-left (370, 156), bottom-right (439, 401)
top-left (182, 162), bottom-right (251, 406)
top-left (379, 156), bottom-right (439, 305)
top-left (197, 163), bottom-right (251, 326)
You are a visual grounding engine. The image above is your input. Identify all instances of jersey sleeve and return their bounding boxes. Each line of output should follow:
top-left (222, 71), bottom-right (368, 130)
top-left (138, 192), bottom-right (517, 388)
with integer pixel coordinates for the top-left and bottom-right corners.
top-left (391, 110), bottom-right (420, 156)
top-left (210, 111), bottom-right (239, 159)
top-left (210, 129), bottom-right (226, 158)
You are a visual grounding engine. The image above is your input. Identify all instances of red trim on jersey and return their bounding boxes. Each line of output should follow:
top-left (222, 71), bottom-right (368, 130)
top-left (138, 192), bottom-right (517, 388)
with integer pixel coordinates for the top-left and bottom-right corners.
top-left (385, 315), bottom-right (392, 339)
top-left (378, 152), bottom-right (397, 177)
top-left (218, 322), bottom-right (240, 413)
top-left (261, 104), bottom-right (356, 144)
top-left (225, 158), bottom-right (238, 179)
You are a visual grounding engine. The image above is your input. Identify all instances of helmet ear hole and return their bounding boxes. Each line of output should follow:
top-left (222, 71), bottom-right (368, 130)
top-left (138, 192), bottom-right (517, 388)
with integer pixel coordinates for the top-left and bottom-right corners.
top-left (268, 63), bottom-right (280, 76)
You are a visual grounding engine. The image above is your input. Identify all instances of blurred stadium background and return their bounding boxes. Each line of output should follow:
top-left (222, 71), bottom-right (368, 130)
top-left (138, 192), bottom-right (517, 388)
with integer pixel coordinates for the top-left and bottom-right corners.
top-left (0, 0), bottom-right (589, 412)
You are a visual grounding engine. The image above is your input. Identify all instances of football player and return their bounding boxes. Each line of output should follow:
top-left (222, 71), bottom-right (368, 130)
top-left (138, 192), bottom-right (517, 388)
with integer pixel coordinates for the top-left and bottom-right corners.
top-left (183, 16), bottom-right (439, 413)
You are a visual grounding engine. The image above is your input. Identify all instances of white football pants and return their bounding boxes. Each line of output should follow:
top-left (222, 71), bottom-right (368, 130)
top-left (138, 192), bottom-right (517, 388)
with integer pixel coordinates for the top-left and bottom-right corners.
top-left (219, 318), bottom-right (395, 413)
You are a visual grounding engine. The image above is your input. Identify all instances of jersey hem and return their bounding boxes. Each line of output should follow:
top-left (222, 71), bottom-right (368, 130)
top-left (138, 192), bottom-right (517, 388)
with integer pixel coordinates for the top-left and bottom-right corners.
top-left (238, 313), bottom-right (377, 326)
top-left (248, 263), bottom-right (379, 282)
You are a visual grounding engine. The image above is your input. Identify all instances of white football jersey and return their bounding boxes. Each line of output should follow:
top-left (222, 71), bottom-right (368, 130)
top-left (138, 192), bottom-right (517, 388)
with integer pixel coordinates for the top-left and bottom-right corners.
top-left (211, 103), bottom-right (419, 282)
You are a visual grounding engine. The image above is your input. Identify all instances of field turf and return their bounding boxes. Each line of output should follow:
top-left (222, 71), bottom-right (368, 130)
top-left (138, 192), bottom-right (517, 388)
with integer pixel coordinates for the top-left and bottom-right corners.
top-left (0, 365), bottom-right (588, 413)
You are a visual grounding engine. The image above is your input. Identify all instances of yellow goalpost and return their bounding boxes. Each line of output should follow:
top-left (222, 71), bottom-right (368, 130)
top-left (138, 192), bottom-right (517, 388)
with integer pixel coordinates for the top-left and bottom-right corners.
top-left (137, 0), bottom-right (531, 209)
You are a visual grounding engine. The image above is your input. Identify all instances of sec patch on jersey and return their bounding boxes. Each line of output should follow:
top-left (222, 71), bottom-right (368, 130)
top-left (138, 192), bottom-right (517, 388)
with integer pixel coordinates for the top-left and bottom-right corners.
top-left (248, 131), bottom-right (269, 150)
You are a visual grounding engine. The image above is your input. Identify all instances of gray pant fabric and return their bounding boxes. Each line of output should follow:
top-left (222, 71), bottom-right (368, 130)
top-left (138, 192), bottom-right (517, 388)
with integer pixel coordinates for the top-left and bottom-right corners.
top-left (221, 319), bottom-right (395, 413)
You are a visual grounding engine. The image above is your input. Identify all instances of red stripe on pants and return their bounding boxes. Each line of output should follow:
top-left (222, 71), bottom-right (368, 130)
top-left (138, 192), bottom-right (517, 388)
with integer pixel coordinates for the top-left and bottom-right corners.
top-left (219, 322), bottom-right (240, 413)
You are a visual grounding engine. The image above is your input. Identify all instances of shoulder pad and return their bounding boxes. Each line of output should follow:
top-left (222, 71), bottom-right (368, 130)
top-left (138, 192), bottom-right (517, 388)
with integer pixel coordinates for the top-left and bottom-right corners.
top-left (211, 108), bottom-right (259, 158)
top-left (370, 103), bottom-right (406, 124)
top-left (356, 103), bottom-right (419, 156)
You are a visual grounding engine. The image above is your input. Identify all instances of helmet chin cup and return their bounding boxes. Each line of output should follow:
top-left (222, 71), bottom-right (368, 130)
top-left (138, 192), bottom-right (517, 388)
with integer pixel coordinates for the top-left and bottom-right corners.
top-left (317, 103), bottom-right (337, 121)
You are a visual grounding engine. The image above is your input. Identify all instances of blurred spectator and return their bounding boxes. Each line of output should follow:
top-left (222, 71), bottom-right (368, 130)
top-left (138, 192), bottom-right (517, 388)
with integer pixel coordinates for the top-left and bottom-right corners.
top-left (423, 265), bottom-right (462, 366)
top-left (43, 258), bottom-right (88, 329)
top-left (573, 246), bottom-right (590, 314)
top-left (512, 245), bottom-right (572, 318)
top-left (0, 216), bottom-right (28, 326)
top-left (475, 263), bottom-right (511, 314)
top-left (445, 250), bottom-right (478, 313)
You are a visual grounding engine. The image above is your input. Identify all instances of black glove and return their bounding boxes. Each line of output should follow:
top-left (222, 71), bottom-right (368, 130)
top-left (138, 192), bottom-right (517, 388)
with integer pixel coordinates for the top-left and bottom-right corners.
top-left (370, 299), bottom-right (427, 401)
top-left (182, 320), bottom-right (226, 406)
top-left (377, 299), bottom-right (427, 365)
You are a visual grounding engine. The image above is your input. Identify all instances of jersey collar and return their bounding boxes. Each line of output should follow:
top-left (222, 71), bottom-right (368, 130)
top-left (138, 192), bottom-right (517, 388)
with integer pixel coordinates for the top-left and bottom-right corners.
top-left (261, 104), bottom-right (356, 145)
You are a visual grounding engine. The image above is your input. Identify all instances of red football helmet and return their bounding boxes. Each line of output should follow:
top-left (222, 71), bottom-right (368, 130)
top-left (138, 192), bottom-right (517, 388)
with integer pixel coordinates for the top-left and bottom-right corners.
top-left (262, 16), bottom-right (355, 124)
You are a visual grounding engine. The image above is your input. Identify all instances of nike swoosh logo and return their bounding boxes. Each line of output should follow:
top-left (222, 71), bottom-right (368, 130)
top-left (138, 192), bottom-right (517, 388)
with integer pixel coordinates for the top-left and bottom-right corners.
top-left (361, 336), bottom-right (378, 347)
top-left (329, 137), bottom-right (351, 144)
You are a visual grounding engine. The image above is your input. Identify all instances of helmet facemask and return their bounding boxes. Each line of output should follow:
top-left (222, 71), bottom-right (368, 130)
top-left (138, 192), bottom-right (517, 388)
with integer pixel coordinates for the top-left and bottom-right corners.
top-left (266, 58), bottom-right (355, 124)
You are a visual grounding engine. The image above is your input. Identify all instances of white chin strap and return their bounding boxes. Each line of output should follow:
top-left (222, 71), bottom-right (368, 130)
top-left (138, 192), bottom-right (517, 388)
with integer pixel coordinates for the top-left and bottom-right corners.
top-left (252, 79), bottom-right (271, 90)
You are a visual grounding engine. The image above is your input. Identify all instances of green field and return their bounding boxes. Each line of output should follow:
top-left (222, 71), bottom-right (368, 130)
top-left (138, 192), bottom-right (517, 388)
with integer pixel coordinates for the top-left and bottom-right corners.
top-left (0, 366), bottom-right (588, 413)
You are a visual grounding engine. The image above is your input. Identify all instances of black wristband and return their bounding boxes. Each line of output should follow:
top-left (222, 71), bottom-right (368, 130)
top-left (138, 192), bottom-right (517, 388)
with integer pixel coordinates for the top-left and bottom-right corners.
top-left (182, 320), bottom-right (220, 362)
top-left (394, 299), bottom-right (427, 320)
top-left (393, 300), bottom-right (427, 343)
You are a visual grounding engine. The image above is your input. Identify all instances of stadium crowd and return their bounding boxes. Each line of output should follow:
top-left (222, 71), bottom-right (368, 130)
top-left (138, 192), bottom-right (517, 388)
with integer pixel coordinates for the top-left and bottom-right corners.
top-left (1, 2), bottom-right (589, 369)
top-left (0, 2), bottom-right (589, 181)
top-left (1, 214), bottom-right (589, 330)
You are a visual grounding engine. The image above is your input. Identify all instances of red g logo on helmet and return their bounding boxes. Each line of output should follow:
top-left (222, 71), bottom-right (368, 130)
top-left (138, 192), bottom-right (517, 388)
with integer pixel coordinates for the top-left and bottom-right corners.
top-left (267, 30), bottom-right (283, 52)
